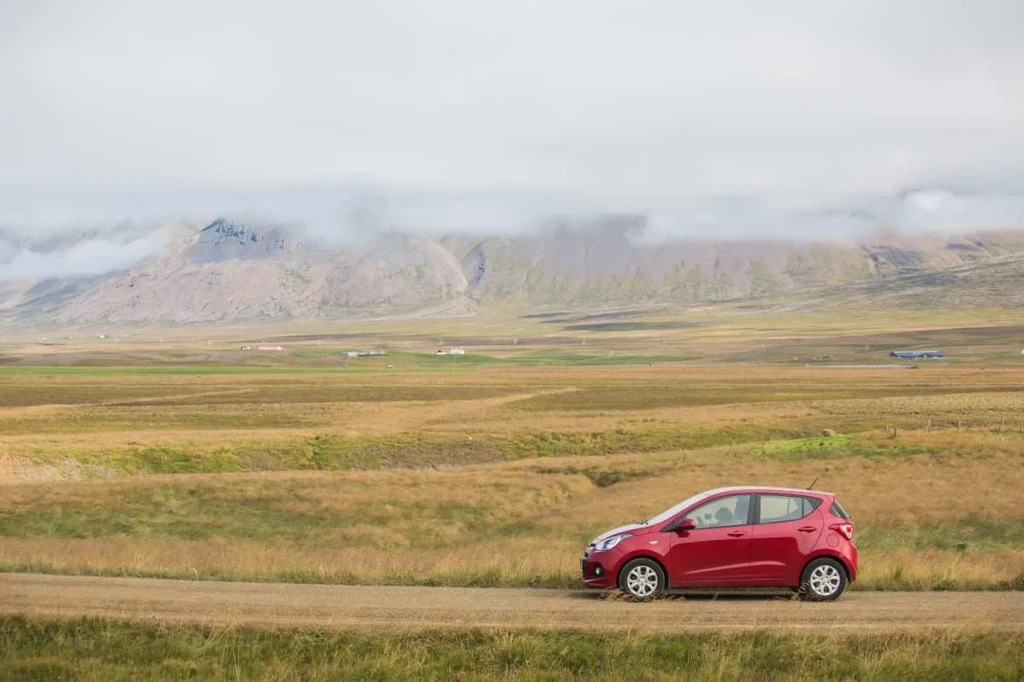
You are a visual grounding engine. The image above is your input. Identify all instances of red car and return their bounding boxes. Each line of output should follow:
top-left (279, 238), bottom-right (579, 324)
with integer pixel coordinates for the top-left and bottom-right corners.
top-left (581, 486), bottom-right (857, 601)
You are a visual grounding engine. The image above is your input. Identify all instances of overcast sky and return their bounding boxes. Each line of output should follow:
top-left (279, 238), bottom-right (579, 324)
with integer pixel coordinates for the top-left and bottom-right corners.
top-left (2, 0), bottom-right (1024, 244)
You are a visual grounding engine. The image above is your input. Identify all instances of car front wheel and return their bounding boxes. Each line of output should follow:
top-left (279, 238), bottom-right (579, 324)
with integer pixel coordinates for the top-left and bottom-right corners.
top-left (618, 558), bottom-right (666, 601)
top-left (799, 558), bottom-right (848, 601)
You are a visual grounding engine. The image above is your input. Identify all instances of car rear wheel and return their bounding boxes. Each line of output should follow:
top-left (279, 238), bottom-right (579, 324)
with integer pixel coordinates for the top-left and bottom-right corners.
top-left (618, 558), bottom-right (666, 601)
top-left (799, 558), bottom-right (847, 601)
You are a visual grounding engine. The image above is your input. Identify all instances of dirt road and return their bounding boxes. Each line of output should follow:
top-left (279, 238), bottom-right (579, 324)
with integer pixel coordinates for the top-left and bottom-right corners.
top-left (2, 573), bottom-right (1021, 633)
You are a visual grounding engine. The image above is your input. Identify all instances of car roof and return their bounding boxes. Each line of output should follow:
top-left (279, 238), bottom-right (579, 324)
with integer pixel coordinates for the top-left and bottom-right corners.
top-left (699, 485), bottom-right (835, 498)
top-left (645, 486), bottom-right (838, 526)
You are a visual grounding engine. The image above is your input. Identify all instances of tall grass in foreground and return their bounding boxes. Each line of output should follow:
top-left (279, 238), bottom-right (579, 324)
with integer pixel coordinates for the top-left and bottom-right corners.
top-left (0, 438), bottom-right (1021, 590)
top-left (0, 539), bottom-right (1021, 591)
top-left (2, 617), bottom-right (1022, 682)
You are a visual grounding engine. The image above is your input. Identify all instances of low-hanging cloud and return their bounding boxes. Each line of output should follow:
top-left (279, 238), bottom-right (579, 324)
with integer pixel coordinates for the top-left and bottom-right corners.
top-left (5, 183), bottom-right (1024, 258)
top-left (635, 189), bottom-right (1024, 244)
top-left (0, 233), bottom-right (167, 280)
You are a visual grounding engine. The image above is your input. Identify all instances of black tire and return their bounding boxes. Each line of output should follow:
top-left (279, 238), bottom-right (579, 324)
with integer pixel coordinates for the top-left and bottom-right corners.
top-left (618, 558), bottom-right (666, 601)
top-left (799, 558), bottom-right (848, 601)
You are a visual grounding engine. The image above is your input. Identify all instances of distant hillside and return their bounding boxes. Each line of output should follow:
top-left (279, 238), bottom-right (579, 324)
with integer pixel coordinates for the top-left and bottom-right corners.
top-left (2, 218), bottom-right (1024, 325)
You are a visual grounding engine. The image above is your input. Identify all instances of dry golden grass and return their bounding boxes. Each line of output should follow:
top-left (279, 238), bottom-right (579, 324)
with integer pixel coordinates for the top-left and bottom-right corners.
top-left (0, 438), bottom-right (1020, 589)
top-left (1, 331), bottom-right (1023, 590)
top-left (2, 538), bottom-right (1021, 591)
top-left (4, 364), bottom-right (1024, 480)
top-left (523, 443), bottom-right (1024, 531)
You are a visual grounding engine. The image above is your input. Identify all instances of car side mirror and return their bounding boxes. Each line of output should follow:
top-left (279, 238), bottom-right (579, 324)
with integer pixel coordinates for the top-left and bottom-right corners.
top-left (673, 518), bottom-right (697, 532)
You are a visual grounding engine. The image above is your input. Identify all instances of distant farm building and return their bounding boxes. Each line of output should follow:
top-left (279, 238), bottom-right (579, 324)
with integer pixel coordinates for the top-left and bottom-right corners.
top-left (343, 350), bottom-right (386, 358)
top-left (255, 344), bottom-right (286, 352)
top-left (890, 350), bottom-right (943, 359)
top-left (436, 347), bottom-right (466, 356)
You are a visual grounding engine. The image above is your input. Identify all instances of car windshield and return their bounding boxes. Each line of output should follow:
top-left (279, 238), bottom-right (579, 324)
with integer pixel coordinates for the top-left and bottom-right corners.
top-left (644, 490), bottom-right (719, 526)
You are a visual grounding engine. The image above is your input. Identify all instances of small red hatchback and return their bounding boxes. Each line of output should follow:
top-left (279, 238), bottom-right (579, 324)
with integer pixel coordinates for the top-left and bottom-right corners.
top-left (581, 486), bottom-right (857, 601)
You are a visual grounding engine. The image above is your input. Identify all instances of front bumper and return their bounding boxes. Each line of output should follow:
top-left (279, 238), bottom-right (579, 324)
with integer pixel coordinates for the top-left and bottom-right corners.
top-left (581, 552), bottom-right (616, 588)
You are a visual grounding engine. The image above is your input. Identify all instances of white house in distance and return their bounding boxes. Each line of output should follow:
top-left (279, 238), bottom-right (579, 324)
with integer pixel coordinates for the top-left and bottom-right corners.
top-left (435, 347), bottom-right (466, 356)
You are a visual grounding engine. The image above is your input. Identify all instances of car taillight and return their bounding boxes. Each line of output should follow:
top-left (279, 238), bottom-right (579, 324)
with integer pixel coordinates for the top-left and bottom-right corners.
top-left (830, 523), bottom-right (854, 540)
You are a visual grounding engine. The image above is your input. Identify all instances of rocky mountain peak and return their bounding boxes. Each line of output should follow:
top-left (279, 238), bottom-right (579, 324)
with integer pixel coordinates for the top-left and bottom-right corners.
top-left (188, 219), bottom-right (299, 263)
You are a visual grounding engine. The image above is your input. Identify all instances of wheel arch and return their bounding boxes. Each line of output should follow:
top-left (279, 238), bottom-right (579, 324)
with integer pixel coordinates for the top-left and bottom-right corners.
top-left (616, 554), bottom-right (671, 589)
top-left (801, 552), bottom-right (852, 583)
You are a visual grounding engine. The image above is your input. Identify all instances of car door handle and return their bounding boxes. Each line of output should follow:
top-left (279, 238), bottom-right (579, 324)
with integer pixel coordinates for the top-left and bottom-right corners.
top-left (797, 526), bottom-right (819, 533)
top-left (727, 531), bottom-right (747, 537)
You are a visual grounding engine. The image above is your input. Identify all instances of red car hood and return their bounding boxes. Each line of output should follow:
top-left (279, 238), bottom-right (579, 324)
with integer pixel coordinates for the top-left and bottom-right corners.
top-left (592, 523), bottom-right (653, 544)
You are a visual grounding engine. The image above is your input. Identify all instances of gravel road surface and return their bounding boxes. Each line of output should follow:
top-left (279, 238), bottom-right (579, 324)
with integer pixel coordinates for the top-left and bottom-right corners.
top-left (2, 573), bottom-right (1020, 633)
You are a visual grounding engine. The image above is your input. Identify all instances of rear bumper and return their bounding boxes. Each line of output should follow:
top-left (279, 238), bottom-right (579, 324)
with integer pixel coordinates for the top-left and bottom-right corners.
top-left (846, 544), bottom-right (859, 582)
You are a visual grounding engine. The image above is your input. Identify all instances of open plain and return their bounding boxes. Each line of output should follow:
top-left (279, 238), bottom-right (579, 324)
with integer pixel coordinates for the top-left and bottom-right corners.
top-left (1, 309), bottom-right (1023, 679)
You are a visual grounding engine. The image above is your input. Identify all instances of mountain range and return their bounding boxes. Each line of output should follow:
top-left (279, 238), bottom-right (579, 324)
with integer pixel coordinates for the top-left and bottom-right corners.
top-left (3, 218), bottom-right (1024, 325)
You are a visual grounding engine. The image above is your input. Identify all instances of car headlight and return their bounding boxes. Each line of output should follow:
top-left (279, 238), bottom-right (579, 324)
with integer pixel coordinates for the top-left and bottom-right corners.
top-left (595, 533), bottom-right (632, 552)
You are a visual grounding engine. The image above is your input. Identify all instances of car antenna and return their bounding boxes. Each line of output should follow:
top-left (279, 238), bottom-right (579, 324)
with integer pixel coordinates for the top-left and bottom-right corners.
top-left (807, 477), bottom-right (819, 490)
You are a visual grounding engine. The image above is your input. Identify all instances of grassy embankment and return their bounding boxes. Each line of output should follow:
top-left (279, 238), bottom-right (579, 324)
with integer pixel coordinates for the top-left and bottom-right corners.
top-left (2, 617), bottom-right (1022, 681)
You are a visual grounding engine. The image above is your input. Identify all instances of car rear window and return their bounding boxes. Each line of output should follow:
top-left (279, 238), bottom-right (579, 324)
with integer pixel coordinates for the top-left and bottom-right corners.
top-left (758, 495), bottom-right (822, 524)
top-left (830, 500), bottom-right (851, 520)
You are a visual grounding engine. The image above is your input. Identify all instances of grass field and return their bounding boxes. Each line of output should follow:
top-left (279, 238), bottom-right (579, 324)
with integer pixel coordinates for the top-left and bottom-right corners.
top-left (1, 311), bottom-right (1023, 593)
top-left (0, 368), bottom-right (1022, 589)
top-left (2, 616), bottom-right (1022, 681)
top-left (2, 311), bottom-right (1024, 679)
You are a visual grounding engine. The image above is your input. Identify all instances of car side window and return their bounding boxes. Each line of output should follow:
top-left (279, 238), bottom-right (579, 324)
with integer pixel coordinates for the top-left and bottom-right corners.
top-left (758, 495), bottom-right (818, 524)
top-left (686, 495), bottom-right (751, 529)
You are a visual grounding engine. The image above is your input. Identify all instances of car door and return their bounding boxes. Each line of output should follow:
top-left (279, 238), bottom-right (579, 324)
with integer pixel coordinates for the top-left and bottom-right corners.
top-left (665, 494), bottom-right (753, 586)
top-left (748, 494), bottom-right (825, 584)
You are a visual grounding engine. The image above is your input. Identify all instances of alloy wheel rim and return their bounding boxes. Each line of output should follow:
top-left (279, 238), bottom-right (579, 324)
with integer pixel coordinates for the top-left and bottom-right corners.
top-left (809, 565), bottom-right (842, 596)
top-left (626, 565), bottom-right (659, 597)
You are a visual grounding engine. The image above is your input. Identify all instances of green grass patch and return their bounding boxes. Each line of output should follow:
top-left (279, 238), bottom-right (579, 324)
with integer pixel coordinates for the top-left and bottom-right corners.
top-left (396, 351), bottom-right (509, 366)
top-left (108, 384), bottom-right (524, 406)
top-left (0, 475), bottom-right (578, 549)
top-left (509, 351), bottom-right (694, 366)
top-left (514, 382), bottom-right (1024, 412)
top-left (0, 366), bottom-right (367, 377)
top-left (758, 435), bottom-right (938, 462)
top-left (530, 463), bottom-right (674, 488)
top-left (19, 425), bottom-right (811, 477)
top-left (858, 518), bottom-right (1024, 552)
top-left (0, 410), bottom-right (313, 436)
top-left (488, 427), bottom-right (805, 460)
top-left (1, 617), bottom-right (1022, 682)
top-left (761, 434), bottom-right (854, 453)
